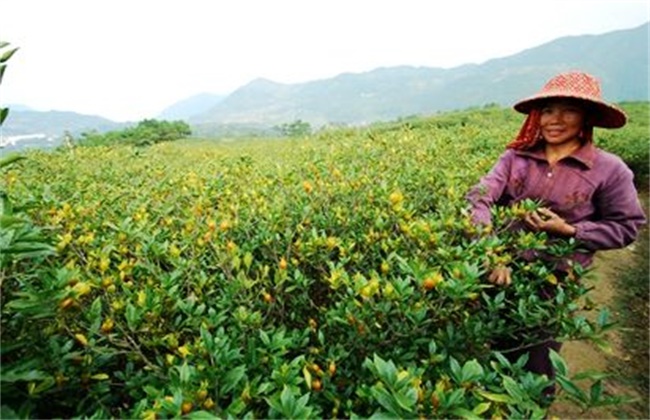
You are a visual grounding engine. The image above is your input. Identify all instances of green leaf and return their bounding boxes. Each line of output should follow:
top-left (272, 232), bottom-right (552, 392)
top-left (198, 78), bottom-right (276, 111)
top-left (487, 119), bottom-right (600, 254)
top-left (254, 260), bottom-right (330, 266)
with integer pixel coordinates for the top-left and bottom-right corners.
top-left (222, 365), bottom-right (246, 394)
top-left (370, 383), bottom-right (402, 416)
top-left (461, 359), bottom-right (484, 382)
top-left (1, 368), bottom-right (48, 383)
top-left (178, 362), bottom-right (192, 383)
top-left (393, 387), bottom-right (418, 412)
top-left (0, 153), bottom-right (25, 170)
top-left (549, 349), bottom-right (568, 377)
top-left (0, 215), bottom-right (25, 227)
top-left (556, 375), bottom-right (587, 404)
top-left (472, 402), bottom-right (491, 415)
top-left (200, 325), bottom-right (214, 354)
top-left (265, 395), bottom-right (283, 415)
top-left (373, 354), bottom-right (397, 384)
top-left (187, 411), bottom-right (220, 419)
top-left (259, 329), bottom-right (270, 346)
top-left (225, 398), bottom-right (247, 416)
top-left (243, 251), bottom-right (253, 269)
top-left (474, 389), bottom-right (514, 404)
top-left (589, 379), bottom-right (603, 404)
top-left (302, 365), bottom-right (313, 389)
top-left (88, 297), bottom-right (103, 324)
top-left (279, 386), bottom-right (292, 410)
top-left (596, 307), bottom-right (610, 328)
top-left (571, 370), bottom-right (611, 382)
top-left (293, 392), bottom-right (313, 418)
top-left (125, 303), bottom-right (140, 331)
top-left (0, 405), bottom-right (19, 420)
top-left (450, 407), bottom-right (482, 419)
top-left (502, 376), bottom-right (526, 402)
top-left (590, 336), bottom-right (614, 354)
top-left (449, 357), bottom-right (462, 382)
top-left (0, 46), bottom-right (18, 63)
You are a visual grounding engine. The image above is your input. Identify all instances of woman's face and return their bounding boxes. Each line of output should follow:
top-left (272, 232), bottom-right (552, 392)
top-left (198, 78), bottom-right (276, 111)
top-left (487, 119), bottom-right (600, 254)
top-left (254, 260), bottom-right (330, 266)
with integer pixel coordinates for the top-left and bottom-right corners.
top-left (539, 99), bottom-right (586, 146)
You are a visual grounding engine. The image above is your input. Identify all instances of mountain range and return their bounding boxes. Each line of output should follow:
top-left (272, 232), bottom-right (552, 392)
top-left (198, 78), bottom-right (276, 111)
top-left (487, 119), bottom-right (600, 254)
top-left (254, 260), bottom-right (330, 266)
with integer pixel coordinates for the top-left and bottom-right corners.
top-left (2, 22), bottom-right (648, 148)
top-left (187, 22), bottom-right (648, 132)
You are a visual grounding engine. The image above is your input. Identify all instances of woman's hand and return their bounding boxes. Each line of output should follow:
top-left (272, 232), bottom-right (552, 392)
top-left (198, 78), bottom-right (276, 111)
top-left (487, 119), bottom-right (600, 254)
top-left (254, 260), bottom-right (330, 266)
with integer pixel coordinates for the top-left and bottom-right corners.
top-left (524, 207), bottom-right (576, 237)
top-left (488, 265), bottom-right (512, 286)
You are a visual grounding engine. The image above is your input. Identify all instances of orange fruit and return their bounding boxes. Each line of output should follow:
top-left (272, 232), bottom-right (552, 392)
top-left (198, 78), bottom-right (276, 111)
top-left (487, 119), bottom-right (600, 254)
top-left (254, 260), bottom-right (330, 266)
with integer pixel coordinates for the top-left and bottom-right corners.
top-left (312, 379), bottom-right (322, 391)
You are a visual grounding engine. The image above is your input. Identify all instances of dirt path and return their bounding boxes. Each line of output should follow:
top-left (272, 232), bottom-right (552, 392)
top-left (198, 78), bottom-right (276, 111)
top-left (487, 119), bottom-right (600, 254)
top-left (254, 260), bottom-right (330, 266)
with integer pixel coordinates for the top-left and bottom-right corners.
top-left (549, 192), bottom-right (649, 419)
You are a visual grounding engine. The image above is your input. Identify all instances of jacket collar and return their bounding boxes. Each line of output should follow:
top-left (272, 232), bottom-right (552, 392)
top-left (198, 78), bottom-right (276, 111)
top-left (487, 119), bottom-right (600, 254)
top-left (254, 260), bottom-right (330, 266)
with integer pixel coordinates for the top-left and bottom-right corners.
top-left (514, 142), bottom-right (597, 169)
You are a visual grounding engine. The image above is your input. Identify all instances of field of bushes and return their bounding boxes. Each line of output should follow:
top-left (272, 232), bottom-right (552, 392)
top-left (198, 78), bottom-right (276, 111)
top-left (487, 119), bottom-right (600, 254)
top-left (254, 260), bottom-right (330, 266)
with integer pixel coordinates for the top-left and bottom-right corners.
top-left (1, 102), bottom-right (647, 419)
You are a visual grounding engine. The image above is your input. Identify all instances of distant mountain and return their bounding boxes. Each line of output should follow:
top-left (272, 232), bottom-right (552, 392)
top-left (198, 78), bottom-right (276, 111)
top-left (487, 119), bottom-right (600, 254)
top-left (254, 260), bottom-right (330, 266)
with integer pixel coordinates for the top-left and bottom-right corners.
top-left (190, 22), bottom-right (648, 130)
top-left (2, 110), bottom-right (122, 137)
top-left (5, 103), bottom-right (35, 112)
top-left (1, 110), bottom-right (125, 152)
top-left (4, 22), bottom-right (648, 146)
top-left (157, 93), bottom-right (226, 121)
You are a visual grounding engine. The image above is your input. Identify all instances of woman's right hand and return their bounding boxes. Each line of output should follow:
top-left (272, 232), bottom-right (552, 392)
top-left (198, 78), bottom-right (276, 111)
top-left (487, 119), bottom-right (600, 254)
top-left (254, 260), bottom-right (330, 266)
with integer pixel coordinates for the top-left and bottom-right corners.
top-left (488, 265), bottom-right (512, 286)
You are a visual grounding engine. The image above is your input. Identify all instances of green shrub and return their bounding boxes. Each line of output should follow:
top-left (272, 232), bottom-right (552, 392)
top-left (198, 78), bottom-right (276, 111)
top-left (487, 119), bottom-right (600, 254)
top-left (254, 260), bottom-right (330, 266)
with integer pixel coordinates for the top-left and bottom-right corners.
top-left (3, 106), bottom-right (640, 418)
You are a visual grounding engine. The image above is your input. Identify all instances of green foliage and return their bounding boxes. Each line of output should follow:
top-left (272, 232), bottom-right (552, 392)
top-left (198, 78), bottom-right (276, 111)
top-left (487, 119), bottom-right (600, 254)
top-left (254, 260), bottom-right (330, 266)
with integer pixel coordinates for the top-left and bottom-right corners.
top-left (595, 101), bottom-right (650, 185)
top-left (76, 119), bottom-right (192, 147)
top-left (611, 206), bottom-right (649, 416)
top-left (1, 104), bottom-right (646, 419)
top-left (0, 43), bottom-right (56, 274)
top-left (274, 119), bottom-right (312, 137)
top-left (0, 41), bottom-right (19, 125)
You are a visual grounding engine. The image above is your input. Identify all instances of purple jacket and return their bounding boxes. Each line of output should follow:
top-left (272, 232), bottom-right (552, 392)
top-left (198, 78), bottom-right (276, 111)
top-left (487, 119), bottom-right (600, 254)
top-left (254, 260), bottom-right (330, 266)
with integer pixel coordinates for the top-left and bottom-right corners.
top-left (467, 142), bottom-right (646, 268)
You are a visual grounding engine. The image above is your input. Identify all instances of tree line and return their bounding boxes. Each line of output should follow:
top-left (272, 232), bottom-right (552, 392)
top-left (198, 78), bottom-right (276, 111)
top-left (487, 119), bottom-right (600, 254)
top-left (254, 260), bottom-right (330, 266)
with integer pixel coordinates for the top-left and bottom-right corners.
top-left (73, 119), bottom-right (192, 147)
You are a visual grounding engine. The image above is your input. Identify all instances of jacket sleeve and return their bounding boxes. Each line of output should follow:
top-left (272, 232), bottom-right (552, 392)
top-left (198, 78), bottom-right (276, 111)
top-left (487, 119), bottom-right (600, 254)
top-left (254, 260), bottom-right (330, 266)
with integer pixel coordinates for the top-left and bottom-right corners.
top-left (466, 151), bottom-right (513, 227)
top-left (574, 164), bottom-right (647, 250)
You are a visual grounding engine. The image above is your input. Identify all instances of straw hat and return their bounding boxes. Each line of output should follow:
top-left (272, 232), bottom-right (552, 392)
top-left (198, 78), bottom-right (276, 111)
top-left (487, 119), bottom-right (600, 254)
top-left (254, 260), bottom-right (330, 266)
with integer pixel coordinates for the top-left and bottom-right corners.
top-left (514, 71), bottom-right (627, 128)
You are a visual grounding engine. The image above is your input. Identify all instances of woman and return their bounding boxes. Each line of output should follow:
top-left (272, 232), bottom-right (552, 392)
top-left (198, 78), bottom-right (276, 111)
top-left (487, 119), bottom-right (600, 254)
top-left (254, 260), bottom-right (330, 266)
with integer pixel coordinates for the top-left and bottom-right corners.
top-left (466, 71), bottom-right (646, 399)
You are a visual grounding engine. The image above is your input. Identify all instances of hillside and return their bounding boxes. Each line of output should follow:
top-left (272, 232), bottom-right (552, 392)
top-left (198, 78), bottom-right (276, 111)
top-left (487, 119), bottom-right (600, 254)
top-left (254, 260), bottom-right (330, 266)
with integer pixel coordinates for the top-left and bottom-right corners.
top-left (2, 22), bottom-right (647, 146)
top-left (190, 23), bottom-right (648, 131)
top-left (0, 110), bottom-right (126, 152)
top-left (157, 93), bottom-right (226, 121)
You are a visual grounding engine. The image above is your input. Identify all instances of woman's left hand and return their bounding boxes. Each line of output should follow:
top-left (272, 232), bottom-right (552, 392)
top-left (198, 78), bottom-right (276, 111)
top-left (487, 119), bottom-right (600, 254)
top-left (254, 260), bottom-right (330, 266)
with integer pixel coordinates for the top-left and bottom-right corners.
top-left (524, 208), bottom-right (576, 237)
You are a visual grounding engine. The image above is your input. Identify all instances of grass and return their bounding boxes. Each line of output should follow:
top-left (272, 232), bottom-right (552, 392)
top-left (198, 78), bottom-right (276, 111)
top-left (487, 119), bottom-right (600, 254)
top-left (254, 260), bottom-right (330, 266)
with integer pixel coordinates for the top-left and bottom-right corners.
top-left (611, 189), bottom-right (649, 419)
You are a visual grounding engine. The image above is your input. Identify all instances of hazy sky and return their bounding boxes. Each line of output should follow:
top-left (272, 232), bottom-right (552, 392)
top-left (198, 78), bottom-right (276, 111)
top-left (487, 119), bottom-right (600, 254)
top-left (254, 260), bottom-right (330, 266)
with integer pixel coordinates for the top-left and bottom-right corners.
top-left (1, 0), bottom-right (648, 122)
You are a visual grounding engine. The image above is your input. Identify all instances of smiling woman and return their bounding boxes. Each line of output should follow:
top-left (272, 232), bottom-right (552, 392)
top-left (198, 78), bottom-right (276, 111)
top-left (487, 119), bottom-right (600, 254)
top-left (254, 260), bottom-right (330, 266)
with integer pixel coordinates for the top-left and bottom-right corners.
top-left (466, 71), bottom-right (647, 405)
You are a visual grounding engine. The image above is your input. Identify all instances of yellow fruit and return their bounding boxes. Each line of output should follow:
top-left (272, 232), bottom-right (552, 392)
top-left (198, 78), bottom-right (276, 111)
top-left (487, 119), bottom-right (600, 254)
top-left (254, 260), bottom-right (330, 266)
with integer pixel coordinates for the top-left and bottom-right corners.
top-left (380, 261), bottom-right (390, 274)
top-left (423, 273), bottom-right (443, 291)
top-left (302, 181), bottom-right (313, 193)
top-left (546, 273), bottom-right (558, 285)
top-left (181, 402), bottom-right (193, 415)
top-left (177, 345), bottom-right (191, 358)
top-left (389, 191), bottom-right (404, 206)
top-left (60, 297), bottom-right (74, 310)
top-left (311, 363), bottom-right (323, 375)
top-left (100, 318), bottom-right (114, 333)
top-left (142, 409), bottom-right (157, 420)
top-left (311, 379), bottom-right (322, 391)
top-left (262, 292), bottom-right (274, 304)
top-left (308, 318), bottom-right (318, 330)
top-left (74, 333), bottom-right (88, 346)
top-left (328, 362), bottom-right (337, 376)
top-left (72, 281), bottom-right (92, 297)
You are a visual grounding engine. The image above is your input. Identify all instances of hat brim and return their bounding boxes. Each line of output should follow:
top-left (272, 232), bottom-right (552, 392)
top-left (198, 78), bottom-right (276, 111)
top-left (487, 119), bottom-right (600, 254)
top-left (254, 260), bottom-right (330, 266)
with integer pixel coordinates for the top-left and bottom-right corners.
top-left (514, 93), bottom-right (627, 129)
